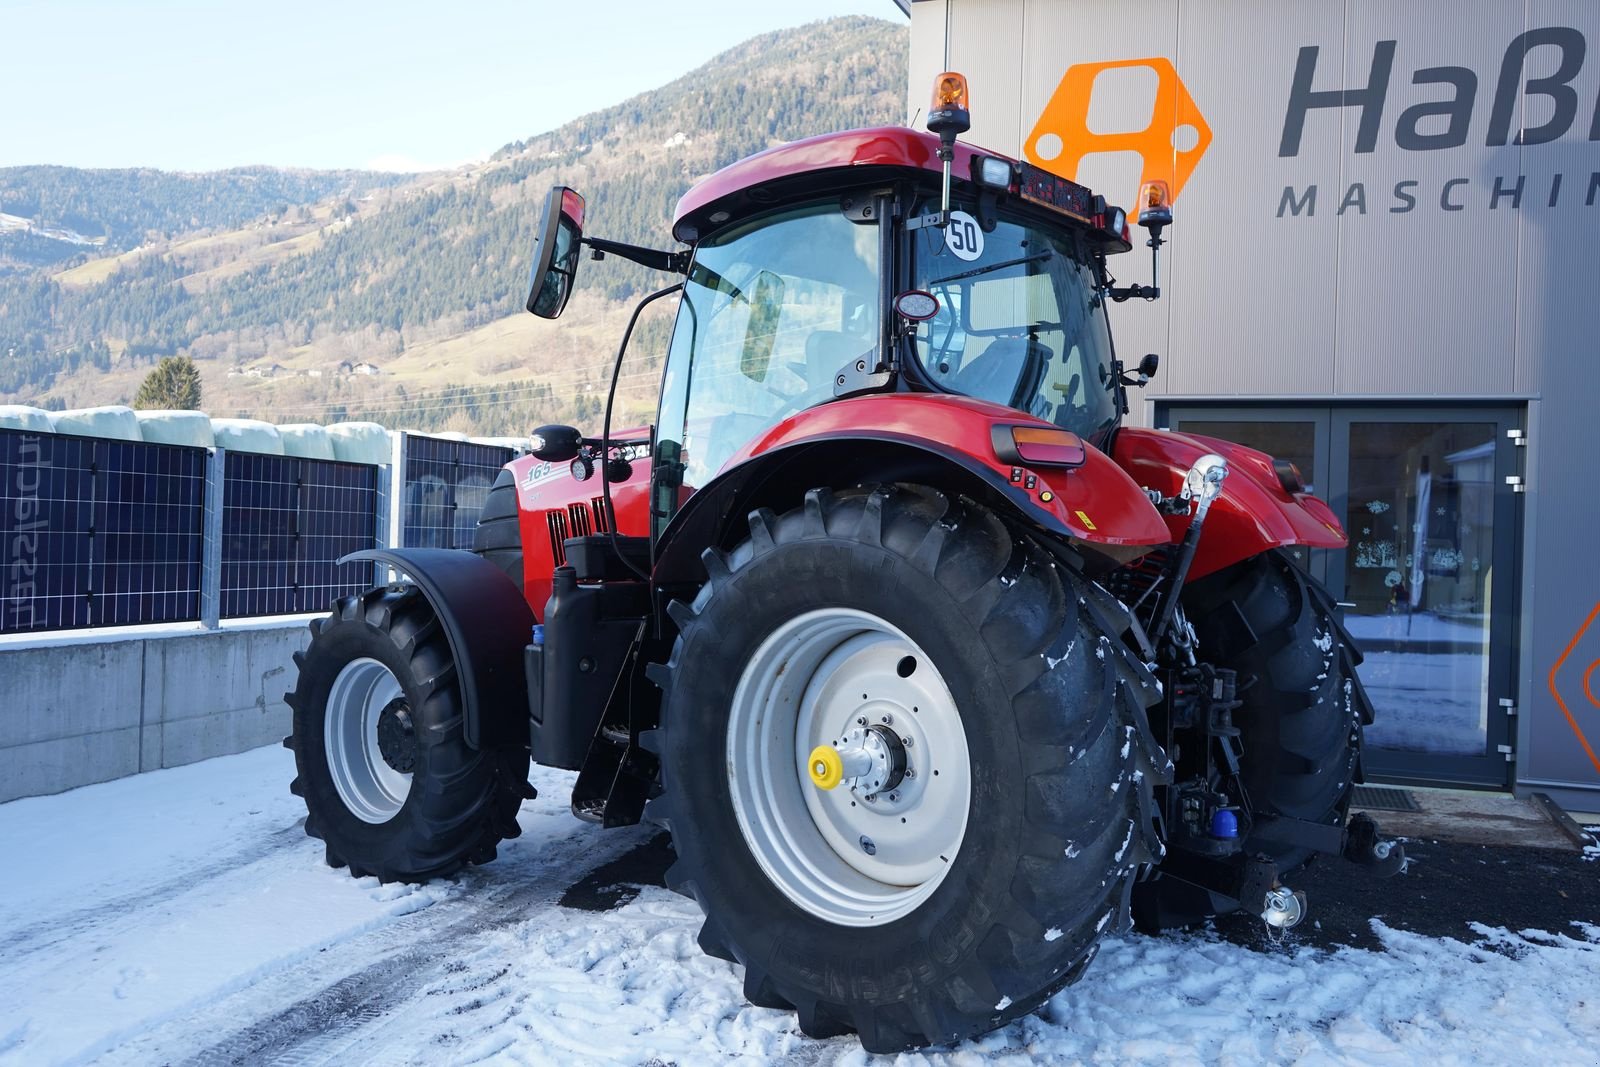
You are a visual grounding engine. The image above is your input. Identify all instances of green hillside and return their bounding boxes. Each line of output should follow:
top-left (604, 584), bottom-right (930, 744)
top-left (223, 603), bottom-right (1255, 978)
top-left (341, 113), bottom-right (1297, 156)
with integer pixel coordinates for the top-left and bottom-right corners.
top-left (0, 16), bottom-right (908, 431)
top-left (0, 166), bottom-right (408, 267)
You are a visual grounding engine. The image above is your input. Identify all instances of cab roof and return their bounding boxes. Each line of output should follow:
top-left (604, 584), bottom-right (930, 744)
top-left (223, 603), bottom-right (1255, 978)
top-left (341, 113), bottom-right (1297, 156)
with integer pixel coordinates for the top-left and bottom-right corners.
top-left (671, 126), bottom-right (1015, 244)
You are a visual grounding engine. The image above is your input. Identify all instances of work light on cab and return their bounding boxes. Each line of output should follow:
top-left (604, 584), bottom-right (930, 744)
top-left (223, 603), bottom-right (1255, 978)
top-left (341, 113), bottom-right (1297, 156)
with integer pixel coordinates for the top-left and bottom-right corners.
top-left (974, 155), bottom-right (1015, 190)
top-left (894, 289), bottom-right (940, 322)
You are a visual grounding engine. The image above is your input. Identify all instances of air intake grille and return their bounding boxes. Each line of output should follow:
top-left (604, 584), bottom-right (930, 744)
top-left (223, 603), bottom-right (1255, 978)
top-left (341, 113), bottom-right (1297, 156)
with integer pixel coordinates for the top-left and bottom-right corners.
top-left (567, 502), bottom-right (593, 538)
top-left (546, 509), bottom-right (569, 565)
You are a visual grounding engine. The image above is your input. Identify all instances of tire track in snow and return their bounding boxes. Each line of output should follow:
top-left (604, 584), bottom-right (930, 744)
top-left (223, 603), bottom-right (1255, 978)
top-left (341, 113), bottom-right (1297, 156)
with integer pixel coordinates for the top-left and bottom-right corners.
top-left (0, 823), bottom-right (305, 962)
top-left (148, 821), bottom-right (661, 1067)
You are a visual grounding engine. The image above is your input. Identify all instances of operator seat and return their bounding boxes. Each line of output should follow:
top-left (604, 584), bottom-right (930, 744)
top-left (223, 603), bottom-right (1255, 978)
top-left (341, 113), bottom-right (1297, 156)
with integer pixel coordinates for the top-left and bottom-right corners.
top-left (950, 336), bottom-right (1052, 412)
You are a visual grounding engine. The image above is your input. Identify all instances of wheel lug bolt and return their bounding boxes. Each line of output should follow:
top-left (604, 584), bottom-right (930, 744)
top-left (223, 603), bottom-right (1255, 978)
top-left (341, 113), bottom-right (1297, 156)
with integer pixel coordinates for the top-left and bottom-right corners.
top-left (857, 717), bottom-right (868, 726)
top-left (904, 768), bottom-right (916, 779)
top-left (902, 737), bottom-right (913, 747)
top-left (881, 714), bottom-right (892, 725)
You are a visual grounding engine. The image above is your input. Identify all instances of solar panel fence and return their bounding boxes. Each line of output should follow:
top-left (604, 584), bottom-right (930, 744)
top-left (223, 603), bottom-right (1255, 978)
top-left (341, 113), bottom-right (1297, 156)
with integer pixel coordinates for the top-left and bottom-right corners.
top-left (401, 435), bottom-right (517, 550)
top-left (1, 429), bottom-right (206, 634)
top-left (220, 452), bottom-right (379, 618)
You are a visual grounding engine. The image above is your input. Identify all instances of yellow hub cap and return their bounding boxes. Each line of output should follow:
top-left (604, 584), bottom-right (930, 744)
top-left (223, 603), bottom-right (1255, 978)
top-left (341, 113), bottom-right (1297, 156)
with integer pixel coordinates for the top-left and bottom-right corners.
top-left (808, 745), bottom-right (843, 789)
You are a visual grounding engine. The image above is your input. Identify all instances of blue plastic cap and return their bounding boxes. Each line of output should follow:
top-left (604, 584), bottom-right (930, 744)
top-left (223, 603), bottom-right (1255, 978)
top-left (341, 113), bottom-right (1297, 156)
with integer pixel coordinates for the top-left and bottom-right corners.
top-left (1210, 808), bottom-right (1239, 839)
top-left (531, 624), bottom-right (545, 647)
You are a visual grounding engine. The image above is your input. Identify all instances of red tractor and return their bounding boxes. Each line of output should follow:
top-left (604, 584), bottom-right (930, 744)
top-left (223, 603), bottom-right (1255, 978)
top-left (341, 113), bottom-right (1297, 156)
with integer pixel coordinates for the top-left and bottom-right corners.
top-left (285, 75), bottom-right (1404, 1052)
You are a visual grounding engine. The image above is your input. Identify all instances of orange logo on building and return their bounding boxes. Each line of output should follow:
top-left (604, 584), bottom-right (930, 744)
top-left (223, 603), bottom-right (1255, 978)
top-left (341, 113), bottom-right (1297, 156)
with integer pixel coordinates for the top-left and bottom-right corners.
top-left (1024, 57), bottom-right (1212, 207)
top-left (1550, 603), bottom-right (1600, 776)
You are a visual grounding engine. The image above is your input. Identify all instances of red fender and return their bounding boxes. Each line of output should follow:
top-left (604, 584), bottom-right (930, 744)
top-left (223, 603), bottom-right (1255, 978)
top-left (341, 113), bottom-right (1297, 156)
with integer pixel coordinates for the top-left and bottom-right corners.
top-left (1112, 427), bottom-right (1346, 581)
top-left (725, 393), bottom-right (1171, 550)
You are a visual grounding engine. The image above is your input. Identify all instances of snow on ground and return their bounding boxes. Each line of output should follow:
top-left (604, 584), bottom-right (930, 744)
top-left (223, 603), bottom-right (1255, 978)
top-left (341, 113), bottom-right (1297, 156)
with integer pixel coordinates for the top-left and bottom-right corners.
top-left (2, 747), bottom-right (1598, 1066)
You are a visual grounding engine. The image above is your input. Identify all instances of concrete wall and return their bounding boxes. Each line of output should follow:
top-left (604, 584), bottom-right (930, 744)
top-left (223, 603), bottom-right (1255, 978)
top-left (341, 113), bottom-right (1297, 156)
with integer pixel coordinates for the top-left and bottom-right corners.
top-left (0, 622), bottom-right (310, 803)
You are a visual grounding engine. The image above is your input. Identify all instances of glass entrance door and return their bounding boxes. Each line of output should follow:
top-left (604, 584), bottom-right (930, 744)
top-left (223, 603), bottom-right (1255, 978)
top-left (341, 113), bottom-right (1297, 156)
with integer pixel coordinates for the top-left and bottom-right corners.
top-left (1162, 405), bottom-right (1522, 788)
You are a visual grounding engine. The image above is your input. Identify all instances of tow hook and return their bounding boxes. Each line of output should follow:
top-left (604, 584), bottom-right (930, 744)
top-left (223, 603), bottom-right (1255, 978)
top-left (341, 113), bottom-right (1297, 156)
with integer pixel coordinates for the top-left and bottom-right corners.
top-left (1342, 811), bottom-right (1407, 877)
top-left (1261, 884), bottom-right (1307, 931)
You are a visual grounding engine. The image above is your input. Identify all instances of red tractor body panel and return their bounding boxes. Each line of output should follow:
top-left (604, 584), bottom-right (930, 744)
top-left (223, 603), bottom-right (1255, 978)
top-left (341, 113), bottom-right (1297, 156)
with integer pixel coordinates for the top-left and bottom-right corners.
top-left (1112, 426), bottom-right (1346, 580)
top-left (724, 393), bottom-right (1172, 548)
top-left (506, 443), bottom-right (651, 619)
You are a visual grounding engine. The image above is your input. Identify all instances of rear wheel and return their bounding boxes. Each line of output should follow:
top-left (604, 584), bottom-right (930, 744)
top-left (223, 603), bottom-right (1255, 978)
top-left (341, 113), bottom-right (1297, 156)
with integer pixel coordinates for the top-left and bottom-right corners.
top-left (1135, 549), bottom-right (1367, 929)
top-left (284, 586), bottom-right (530, 882)
top-left (652, 485), bottom-right (1167, 1052)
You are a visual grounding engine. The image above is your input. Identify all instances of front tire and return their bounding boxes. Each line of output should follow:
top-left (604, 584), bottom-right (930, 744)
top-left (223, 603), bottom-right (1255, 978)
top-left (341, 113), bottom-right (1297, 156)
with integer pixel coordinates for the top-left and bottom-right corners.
top-left (653, 486), bottom-right (1167, 1052)
top-left (284, 586), bottom-right (530, 882)
top-left (1134, 549), bottom-right (1367, 929)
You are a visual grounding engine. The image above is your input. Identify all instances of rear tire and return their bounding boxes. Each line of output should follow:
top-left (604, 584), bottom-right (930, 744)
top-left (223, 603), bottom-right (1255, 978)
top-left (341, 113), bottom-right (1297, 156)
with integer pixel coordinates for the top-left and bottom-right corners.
top-left (652, 485), bottom-right (1167, 1052)
top-left (1134, 549), bottom-right (1366, 929)
top-left (285, 586), bottom-right (530, 882)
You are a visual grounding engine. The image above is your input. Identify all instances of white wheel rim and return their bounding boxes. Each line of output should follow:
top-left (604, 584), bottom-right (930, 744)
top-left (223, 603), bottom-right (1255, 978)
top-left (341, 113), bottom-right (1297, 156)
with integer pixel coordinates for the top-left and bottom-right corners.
top-left (324, 657), bottom-right (412, 824)
top-left (726, 608), bottom-right (971, 926)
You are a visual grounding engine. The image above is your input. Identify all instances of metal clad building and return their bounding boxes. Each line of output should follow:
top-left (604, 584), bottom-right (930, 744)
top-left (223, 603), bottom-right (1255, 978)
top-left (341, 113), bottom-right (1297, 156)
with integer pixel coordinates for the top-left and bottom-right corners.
top-left (908, 0), bottom-right (1600, 806)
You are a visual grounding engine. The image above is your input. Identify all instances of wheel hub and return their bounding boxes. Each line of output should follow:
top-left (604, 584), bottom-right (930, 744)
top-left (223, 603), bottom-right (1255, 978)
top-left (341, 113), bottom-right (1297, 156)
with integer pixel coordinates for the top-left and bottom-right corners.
top-left (376, 698), bottom-right (417, 774)
top-left (727, 608), bottom-right (971, 926)
top-left (811, 723), bottom-right (907, 798)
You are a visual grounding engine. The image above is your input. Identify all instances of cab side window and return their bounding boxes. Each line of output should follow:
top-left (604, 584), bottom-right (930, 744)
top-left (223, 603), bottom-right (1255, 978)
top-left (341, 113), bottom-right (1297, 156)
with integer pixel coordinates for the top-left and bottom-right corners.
top-left (656, 203), bottom-right (881, 494)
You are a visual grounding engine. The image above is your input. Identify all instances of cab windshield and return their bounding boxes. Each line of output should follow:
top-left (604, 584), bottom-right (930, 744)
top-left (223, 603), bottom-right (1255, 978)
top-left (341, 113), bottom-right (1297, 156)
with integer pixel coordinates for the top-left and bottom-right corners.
top-left (906, 202), bottom-right (1118, 439)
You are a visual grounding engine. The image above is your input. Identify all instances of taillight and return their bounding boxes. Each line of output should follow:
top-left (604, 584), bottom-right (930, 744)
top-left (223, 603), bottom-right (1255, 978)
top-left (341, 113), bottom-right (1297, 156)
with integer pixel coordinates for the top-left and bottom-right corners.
top-left (993, 425), bottom-right (1088, 468)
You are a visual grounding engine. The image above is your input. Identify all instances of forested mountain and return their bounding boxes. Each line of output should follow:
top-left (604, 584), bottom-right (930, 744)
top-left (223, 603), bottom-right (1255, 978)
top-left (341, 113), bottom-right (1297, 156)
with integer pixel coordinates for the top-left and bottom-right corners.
top-left (0, 166), bottom-right (407, 267)
top-left (0, 16), bottom-right (908, 432)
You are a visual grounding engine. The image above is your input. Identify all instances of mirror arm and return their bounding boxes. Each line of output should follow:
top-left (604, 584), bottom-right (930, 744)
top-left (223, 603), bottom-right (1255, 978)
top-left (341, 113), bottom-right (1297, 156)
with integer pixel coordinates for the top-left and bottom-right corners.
top-left (582, 236), bottom-right (689, 274)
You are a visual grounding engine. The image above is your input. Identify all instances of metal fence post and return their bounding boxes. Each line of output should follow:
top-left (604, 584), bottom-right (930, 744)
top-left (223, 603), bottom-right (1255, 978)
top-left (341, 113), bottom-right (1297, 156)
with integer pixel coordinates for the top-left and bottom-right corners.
top-left (200, 446), bottom-right (225, 629)
top-left (386, 431), bottom-right (406, 550)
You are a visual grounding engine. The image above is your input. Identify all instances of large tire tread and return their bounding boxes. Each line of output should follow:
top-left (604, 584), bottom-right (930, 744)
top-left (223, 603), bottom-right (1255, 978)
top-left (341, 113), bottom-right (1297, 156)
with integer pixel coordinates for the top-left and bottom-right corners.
top-left (654, 485), bottom-right (1168, 1053)
top-left (472, 469), bottom-right (524, 590)
top-left (1136, 548), bottom-right (1366, 928)
top-left (284, 585), bottom-right (529, 884)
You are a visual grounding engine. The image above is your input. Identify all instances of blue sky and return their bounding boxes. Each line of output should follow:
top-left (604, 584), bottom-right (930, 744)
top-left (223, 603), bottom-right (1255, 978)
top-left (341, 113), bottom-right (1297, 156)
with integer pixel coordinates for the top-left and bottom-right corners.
top-left (0, 0), bottom-right (900, 171)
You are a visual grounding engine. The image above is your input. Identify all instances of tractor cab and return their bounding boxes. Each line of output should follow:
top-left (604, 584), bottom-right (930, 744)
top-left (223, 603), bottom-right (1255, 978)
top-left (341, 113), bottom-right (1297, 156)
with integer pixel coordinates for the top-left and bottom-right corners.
top-left (524, 73), bottom-right (1175, 551)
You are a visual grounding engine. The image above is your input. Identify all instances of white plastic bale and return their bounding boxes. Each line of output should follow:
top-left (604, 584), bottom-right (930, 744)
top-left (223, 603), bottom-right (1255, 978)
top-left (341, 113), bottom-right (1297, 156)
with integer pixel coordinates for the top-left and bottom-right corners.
top-left (135, 410), bottom-right (214, 448)
top-left (277, 423), bottom-right (336, 460)
top-left (210, 418), bottom-right (285, 455)
top-left (324, 421), bottom-right (392, 466)
top-left (468, 436), bottom-right (531, 453)
top-left (50, 405), bottom-right (143, 441)
top-left (0, 406), bottom-right (55, 434)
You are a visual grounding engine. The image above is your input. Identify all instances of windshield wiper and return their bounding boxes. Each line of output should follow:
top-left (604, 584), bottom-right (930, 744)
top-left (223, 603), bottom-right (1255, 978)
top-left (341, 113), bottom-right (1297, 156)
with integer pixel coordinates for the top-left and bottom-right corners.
top-left (931, 249), bottom-right (1053, 285)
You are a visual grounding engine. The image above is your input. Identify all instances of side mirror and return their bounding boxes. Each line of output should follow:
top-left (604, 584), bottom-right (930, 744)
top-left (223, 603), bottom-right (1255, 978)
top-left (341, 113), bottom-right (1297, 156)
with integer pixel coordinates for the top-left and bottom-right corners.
top-left (526, 186), bottom-right (586, 319)
top-left (530, 424), bottom-right (583, 462)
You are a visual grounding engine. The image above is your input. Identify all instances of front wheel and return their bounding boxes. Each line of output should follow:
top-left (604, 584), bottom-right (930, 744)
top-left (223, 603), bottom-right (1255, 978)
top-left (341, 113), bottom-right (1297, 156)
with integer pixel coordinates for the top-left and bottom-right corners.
top-left (1134, 549), bottom-right (1368, 929)
top-left (284, 586), bottom-right (531, 882)
top-left (652, 486), bottom-right (1167, 1052)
